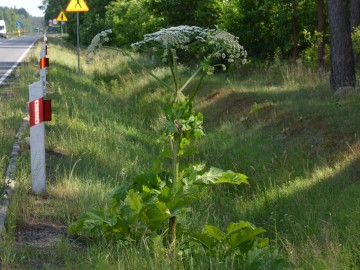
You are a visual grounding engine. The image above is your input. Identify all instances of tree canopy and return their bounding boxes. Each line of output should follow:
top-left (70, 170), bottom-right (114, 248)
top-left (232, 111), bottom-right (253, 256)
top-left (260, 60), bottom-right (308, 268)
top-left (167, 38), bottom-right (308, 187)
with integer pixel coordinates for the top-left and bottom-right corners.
top-left (0, 6), bottom-right (41, 34)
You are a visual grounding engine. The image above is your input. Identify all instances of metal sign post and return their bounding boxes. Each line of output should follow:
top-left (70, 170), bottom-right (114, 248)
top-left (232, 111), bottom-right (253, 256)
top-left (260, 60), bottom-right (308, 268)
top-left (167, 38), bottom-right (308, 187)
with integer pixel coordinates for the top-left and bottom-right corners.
top-left (77, 12), bottom-right (80, 76)
top-left (66, 0), bottom-right (89, 77)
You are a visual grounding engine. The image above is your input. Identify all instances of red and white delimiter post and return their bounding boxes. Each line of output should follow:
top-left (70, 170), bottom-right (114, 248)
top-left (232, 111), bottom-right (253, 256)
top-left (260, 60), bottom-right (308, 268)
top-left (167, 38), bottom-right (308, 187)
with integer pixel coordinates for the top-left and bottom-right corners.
top-left (29, 81), bottom-right (46, 194)
top-left (29, 36), bottom-right (51, 194)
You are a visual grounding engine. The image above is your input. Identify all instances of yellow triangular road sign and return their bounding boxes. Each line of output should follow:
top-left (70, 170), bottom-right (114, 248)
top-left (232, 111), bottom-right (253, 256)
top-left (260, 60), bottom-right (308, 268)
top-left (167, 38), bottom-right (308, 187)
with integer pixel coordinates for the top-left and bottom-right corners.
top-left (66, 0), bottom-right (89, 12)
top-left (57, 11), bottom-right (68, 22)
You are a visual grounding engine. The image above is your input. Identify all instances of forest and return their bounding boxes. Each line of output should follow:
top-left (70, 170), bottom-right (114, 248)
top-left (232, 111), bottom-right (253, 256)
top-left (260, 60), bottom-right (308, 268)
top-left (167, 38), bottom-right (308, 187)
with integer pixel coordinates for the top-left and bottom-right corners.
top-left (0, 7), bottom-right (43, 35)
top-left (39, 0), bottom-right (360, 94)
top-left (1, 1), bottom-right (360, 269)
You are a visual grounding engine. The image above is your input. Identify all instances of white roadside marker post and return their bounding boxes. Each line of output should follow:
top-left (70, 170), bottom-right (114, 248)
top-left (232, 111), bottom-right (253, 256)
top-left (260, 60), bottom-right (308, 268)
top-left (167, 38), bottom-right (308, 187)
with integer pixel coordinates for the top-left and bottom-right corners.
top-left (29, 81), bottom-right (46, 194)
top-left (29, 35), bottom-right (52, 195)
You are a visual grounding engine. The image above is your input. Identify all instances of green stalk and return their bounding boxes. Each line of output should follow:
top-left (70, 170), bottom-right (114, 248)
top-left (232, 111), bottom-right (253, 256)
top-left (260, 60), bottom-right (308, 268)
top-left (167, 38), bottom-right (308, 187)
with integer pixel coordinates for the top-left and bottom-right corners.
top-left (168, 50), bottom-right (178, 95)
top-left (171, 49), bottom-right (180, 93)
top-left (178, 65), bottom-right (203, 94)
top-left (169, 135), bottom-right (180, 251)
top-left (189, 70), bottom-right (206, 103)
top-left (172, 135), bottom-right (180, 190)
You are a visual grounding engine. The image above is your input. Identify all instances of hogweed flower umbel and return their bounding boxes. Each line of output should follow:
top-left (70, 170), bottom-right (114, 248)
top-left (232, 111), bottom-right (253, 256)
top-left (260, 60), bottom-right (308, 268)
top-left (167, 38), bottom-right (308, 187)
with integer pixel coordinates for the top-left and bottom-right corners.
top-left (86, 29), bottom-right (112, 62)
top-left (86, 26), bottom-right (247, 100)
top-left (130, 25), bottom-right (247, 65)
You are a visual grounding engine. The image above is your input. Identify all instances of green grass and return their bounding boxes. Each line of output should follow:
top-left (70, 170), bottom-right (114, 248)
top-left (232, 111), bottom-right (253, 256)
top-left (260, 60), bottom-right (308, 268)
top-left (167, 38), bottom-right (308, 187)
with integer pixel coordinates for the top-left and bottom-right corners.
top-left (1, 37), bottom-right (360, 269)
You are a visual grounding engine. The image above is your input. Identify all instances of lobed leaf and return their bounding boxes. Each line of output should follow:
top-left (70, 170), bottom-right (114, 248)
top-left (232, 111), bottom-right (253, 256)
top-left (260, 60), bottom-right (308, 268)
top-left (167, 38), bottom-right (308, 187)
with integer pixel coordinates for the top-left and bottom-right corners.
top-left (125, 189), bottom-right (143, 214)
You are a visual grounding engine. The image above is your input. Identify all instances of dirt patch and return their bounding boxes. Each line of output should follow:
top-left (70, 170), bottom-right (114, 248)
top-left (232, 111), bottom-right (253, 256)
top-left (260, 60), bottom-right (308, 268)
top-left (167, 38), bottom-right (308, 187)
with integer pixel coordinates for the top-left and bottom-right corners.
top-left (15, 222), bottom-right (67, 248)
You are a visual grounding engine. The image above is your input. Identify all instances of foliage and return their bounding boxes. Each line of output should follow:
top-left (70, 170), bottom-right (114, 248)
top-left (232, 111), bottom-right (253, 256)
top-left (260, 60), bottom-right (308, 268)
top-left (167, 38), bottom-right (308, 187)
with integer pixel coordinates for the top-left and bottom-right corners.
top-left (69, 26), bottom-right (288, 268)
top-left (352, 25), bottom-right (360, 56)
top-left (70, 165), bottom-right (248, 238)
top-left (220, 0), bottom-right (318, 60)
top-left (0, 7), bottom-right (38, 34)
top-left (146, 0), bottom-right (224, 28)
top-left (105, 0), bottom-right (163, 47)
top-left (190, 222), bottom-right (291, 269)
top-left (300, 29), bottom-right (330, 68)
top-left (40, 0), bottom-right (325, 63)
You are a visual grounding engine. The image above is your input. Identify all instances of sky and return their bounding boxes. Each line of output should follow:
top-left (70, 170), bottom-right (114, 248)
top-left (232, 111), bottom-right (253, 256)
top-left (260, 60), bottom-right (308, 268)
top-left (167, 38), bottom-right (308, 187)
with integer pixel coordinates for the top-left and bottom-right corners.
top-left (0, 0), bottom-right (45, 17)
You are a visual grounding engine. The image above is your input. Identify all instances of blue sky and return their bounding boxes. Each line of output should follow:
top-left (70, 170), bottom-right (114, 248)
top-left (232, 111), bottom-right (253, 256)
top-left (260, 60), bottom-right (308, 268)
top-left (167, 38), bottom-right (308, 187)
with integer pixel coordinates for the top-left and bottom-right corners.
top-left (1, 0), bottom-right (44, 17)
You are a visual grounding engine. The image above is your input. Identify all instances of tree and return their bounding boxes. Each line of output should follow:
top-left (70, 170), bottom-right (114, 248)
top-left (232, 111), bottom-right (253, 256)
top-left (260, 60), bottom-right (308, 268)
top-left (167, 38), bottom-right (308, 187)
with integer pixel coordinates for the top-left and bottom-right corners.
top-left (147, 0), bottom-right (223, 28)
top-left (328, 0), bottom-right (355, 91)
top-left (316, 0), bottom-right (326, 72)
top-left (350, 0), bottom-right (360, 66)
top-left (292, 0), bottom-right (299, 62)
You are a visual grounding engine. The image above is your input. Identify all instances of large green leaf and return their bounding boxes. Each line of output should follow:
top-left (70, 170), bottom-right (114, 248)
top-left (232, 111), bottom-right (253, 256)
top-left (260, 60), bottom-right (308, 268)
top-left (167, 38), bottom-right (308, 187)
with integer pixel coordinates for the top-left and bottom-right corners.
top-left (213, 171), bottom-right (248, 185)
top-left (141, 201), bottom-right (171, 227)
top-left (226, 221), bottom-right (252, 235)
top-left (125, 189), bottom-right (143, 214)
top-left (227, 227), bottom-right (266, 250)
top-left (108, 185), bottom-right (129, 203)
top-left (191, 233), bottom-right (218, 249)
top-left (192, 166), bottom-right (249, 186)
top-left (204, 225), bottom-right (225, 242)
top-left (134, 172), bottom-right (164, 191)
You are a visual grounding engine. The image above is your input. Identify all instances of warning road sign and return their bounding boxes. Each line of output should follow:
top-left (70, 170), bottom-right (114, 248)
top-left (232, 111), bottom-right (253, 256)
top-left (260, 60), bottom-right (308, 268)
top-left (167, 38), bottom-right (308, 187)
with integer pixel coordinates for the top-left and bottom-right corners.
top-left (57, 11), bottom-right (68, 22)
top-left (66, 0), bottom-right (89, 12)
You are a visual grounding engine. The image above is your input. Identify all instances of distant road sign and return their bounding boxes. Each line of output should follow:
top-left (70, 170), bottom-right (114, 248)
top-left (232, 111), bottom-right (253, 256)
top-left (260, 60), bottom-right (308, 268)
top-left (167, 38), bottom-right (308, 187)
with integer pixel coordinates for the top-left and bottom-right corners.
top-left (53, 19), bottom-right (58, 25)
top-left (57, 11), bottom-right (68, 22)
top-left (66, 0), bottom-right (89, 12)
top-left (16, 21), bottom-right (21, 27)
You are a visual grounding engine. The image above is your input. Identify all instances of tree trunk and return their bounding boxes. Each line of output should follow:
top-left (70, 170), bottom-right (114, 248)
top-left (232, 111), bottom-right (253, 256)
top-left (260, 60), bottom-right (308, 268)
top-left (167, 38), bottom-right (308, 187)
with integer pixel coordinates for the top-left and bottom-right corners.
top-left (292, 0), bottom-right (299, 63)
top-left (351, 0), bottom-right (360, 67)
top-left (328, 0), bottom-right (356, 91)
top-left (317, 0), bottom-right (326, 72)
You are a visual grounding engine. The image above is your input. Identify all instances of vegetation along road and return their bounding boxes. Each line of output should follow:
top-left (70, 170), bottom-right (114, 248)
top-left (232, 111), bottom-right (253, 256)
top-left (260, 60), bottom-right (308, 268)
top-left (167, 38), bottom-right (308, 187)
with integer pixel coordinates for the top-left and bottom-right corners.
top-left (1, 1), bottom-right (360, 269)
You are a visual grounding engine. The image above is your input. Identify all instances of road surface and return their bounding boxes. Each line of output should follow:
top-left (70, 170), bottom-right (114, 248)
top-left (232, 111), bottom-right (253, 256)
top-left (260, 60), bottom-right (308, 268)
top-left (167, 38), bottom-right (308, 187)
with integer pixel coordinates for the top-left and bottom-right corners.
top-left (0, 36), bottom-right (39, 85)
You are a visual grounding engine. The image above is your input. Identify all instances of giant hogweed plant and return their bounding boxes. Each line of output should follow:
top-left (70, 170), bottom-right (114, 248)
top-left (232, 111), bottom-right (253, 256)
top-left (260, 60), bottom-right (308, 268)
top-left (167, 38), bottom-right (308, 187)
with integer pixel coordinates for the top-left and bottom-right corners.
top-left (71, 26), bottom-right (285, 267)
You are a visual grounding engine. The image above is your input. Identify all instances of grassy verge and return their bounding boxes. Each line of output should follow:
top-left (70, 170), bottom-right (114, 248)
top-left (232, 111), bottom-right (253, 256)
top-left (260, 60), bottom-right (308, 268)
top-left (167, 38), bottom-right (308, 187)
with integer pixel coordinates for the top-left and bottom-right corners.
top-left (1, 37), bottom-right (360, 269)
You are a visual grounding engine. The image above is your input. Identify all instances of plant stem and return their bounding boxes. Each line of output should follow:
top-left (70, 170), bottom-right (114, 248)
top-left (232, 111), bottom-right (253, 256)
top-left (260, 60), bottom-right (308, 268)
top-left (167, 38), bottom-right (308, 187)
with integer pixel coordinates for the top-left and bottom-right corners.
top-left (178, 65), bottom-right (203, 94)
top-left (169, 135), bottom-right (180, 251)
top-left (169, 216), bottom-right (176, 251)
top-left (172, 135), bottom-right (180, 190)
top-left (189, 70), bottom-right (206, 103)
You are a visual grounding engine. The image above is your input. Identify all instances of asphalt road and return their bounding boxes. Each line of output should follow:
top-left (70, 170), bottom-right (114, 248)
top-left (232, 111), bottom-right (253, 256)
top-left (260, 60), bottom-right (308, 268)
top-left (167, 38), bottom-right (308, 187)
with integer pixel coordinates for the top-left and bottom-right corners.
top-left (0, 35), bottom-right (39, 85)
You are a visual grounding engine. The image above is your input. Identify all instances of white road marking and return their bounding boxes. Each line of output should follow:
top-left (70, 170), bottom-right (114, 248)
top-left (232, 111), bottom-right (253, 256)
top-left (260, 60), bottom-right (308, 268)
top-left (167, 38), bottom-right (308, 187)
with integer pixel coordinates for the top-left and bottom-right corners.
top-left (0, 38), bottom-right (38, 85)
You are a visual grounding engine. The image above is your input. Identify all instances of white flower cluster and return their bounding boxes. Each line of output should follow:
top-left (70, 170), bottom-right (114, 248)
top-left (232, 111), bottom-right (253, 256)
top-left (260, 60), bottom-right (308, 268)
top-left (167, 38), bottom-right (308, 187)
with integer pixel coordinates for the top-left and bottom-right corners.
top-left (132, 26), bottom-right (208, 62)
top-left (86, 29), bottom-right (112, 61)
top-left (208, 30), bottom-right (247, 64)
top-left (131, 25), bottom-right (247, 64)
top-left (132, 25), bottom-right (207, 49)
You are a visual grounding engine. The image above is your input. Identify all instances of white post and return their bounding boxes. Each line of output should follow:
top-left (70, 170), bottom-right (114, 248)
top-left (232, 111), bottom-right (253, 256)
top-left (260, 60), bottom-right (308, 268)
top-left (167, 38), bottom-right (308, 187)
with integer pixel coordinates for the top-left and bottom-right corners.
top-left (29, 81), bottom-right (46, 194)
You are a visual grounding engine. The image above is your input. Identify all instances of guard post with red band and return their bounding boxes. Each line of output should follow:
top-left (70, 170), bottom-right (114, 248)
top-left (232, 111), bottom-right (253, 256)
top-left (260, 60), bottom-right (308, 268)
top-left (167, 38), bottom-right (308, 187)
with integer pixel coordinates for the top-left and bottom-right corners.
top-left (29, 81), bottom-right (47, 194)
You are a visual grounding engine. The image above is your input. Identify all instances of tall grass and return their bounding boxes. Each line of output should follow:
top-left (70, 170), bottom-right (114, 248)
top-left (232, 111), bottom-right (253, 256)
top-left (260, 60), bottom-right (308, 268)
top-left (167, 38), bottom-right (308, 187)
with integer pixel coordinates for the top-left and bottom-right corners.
top-left (1, 37), bottom-right (360, 269)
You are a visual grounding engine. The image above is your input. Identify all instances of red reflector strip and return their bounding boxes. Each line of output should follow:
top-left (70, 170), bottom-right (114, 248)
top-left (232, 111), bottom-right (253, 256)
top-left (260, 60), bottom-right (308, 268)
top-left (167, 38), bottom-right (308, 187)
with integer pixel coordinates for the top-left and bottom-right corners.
top-left (40, 57), bottom-right (49, 69)
top-left (43, 99), bottom-right (52, 121)
top-left (29, 98), bottom-right (44, 127)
